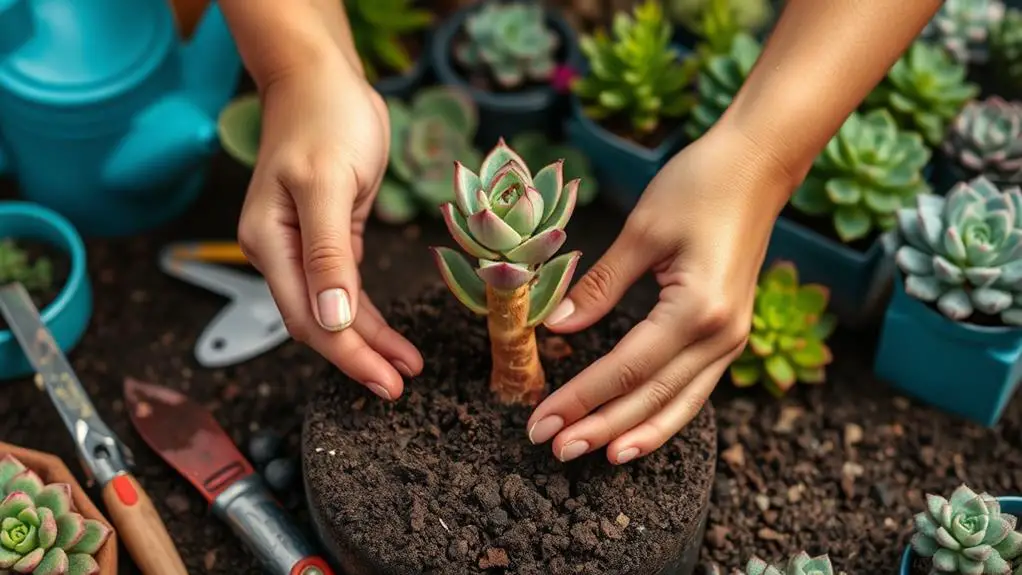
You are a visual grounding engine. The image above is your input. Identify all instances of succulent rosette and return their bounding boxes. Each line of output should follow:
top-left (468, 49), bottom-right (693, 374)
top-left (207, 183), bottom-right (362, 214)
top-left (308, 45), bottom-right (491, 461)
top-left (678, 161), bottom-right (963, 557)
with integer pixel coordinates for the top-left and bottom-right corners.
top-left (944, 97), bottom-right (1022, 185)
top-left (0, 455), bottom-right (111, 575)
top-left (744, 551), bottom-right (840, 575)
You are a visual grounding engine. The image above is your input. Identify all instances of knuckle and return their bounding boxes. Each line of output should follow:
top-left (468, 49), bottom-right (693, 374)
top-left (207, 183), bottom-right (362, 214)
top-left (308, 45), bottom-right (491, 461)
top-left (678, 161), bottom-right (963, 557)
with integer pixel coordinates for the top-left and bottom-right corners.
top-left (610, 357), bottom-right (647, 395)
top-left (304, 241), bottom-right (352, 276)
top-left (281, 314), bottom-right (310, 343)
top-left (578, 263), bottom-right (617, 304)
top-left (695, 302), bottom-right (732, 337)
top-left (236, 218), bottom-right (261, 258)
top-left (640, 379), bottom-right (676, 414)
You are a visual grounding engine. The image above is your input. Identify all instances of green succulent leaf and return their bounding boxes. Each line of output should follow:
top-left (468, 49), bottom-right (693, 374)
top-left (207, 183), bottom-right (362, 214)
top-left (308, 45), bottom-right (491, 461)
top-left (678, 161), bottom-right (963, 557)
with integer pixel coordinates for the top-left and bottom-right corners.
top-left (347, 0), bottom-right (432, 82)
top-left (217, 93), bottom-right (261, 168)
top-left (527, 251), bottom-right (581, 327)
top-left (430, 247), bottom-right (488, 315)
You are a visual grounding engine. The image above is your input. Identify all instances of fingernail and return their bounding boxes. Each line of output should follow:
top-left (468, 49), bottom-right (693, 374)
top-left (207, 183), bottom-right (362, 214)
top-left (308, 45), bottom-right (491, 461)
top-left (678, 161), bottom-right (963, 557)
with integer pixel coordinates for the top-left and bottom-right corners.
top-left (544, 298), bottom-right (575, 326)
top-left (316, 288), bottom-right (352, 331)
top-left (528, 415), bottom-right (564, 444)
top-left (367, 383), bottom-right (391, 401)
top-left (393, 361), bottom-right (414, 378)
top-left (616, 447), bottom-right (640, 464)
top-left (559, 440), bottom-right (590, 462)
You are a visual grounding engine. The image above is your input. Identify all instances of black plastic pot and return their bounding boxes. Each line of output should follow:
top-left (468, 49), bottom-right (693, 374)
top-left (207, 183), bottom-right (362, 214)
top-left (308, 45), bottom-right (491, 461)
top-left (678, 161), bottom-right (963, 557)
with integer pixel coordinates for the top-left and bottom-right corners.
top-left (430, 3), bottom-right (583, 148)
top-left (932, 151), bottom-right (1019, 195)
top-left (372, 33), bottom-right (433, 99)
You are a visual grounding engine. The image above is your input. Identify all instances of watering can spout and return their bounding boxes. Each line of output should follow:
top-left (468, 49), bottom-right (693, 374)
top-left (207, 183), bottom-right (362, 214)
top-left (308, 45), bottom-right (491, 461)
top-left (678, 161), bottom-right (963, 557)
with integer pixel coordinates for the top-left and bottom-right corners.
top-left (181, 2), bottom-right (243, 116)
top-left (0, 0), bottom-right (32, 59)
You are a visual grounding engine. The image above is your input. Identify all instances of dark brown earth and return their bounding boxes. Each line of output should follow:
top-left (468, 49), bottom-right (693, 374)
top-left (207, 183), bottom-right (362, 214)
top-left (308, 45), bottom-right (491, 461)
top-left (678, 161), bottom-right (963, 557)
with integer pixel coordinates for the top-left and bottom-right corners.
top-left (602, 115), bottom-right (684, 150)
top-left (0, 239), bottom-right (70, 329)
top-left (303, 286), bottom-right (715, 575)
top-left (780, 205), bottom-right (877, 254)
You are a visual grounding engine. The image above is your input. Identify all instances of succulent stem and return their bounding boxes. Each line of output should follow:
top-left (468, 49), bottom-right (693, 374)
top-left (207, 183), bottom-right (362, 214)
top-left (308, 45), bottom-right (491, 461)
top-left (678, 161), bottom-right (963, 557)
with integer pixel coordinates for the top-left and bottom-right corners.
top-left (485, 284), bottom-right (545, 405)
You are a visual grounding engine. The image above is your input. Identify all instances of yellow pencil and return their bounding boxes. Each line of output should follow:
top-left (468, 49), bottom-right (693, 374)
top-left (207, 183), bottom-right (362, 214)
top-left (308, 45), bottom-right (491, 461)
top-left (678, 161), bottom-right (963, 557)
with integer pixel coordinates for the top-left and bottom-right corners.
top-left (169, 241), bottom-right (249, 264)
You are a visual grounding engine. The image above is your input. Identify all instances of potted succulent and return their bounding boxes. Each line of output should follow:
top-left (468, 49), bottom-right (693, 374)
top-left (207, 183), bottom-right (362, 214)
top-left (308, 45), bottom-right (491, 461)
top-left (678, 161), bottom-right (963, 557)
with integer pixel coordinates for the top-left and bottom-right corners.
top-left (988, 7), bottom-right (1022, 99)
top-left (0, 202), bottom-right (91, 381)
top-left (875, 176), bottom-right (1022, 426)
top-left (767, 109), bottom-right (931, 323)
top-left (683, 32), bottom-right (762, 141)
top-left (0, 444), bottom-right (116, 574)
top-left (728, 261), bottom-right (837, 398)
top-left (742, 551), bottom-right (844, 575)
top-left (938, 97), bottom-right (1022, 193)
top-left (920, 0), bottom-right (1006, 65)
top-left (302, 139), bottom-right (716, 574)
top-left (567, 0), bottom-right (700, 208)
top-left (862, 39), bottom-right (980, 147)
top-left (347, 0), bottom-right (434, 98)
top-left (667, 0), bottom-right (774, 51)
top-left (900, 484), bottom-right (1022, 575)
top-left (430, 1), bottom-right (583, 147)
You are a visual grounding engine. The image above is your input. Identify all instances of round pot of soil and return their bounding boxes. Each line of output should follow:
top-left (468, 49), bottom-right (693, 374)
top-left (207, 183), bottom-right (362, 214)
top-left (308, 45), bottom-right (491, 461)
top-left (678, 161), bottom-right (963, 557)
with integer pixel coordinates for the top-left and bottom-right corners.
top-left (302, 286), bottom-right (716, 575)
top-left (0, 201), bottom-right (91, 381)
top-left (0, 441), bottom-right (117, 574)
top-left (430, 2), bottom-right (583, 148)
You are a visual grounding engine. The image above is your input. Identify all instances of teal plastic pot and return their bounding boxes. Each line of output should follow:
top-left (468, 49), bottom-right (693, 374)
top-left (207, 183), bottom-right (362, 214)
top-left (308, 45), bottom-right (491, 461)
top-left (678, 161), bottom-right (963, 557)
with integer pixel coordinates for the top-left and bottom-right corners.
top-left (875, 274), bottom-right (1022, 427)
top-left (0, 202), bottom-right (92, 380)
top-left (899, 496), bottom-right (1022, 574)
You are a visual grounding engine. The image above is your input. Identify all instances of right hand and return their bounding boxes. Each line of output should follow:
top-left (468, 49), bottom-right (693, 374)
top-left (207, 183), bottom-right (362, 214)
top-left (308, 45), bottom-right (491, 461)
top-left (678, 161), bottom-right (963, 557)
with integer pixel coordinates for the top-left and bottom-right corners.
top-left (237, 55), bottom-right (423, 401)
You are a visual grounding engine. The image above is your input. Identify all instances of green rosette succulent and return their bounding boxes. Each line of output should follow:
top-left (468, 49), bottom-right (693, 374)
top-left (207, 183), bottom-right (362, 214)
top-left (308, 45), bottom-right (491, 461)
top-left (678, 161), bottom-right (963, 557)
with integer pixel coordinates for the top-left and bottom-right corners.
top-left (729, 261), bottom-right (836, 398)
top-left (455, 2), bottom-right (559, 89)
top-left (922, 0), bottom-right (1006, 64)
top-left (911, 484), bottom-right (1022, 573)
top-left (0, 456), bottom-right (111, 575)
top-left (944, 97), bottom-right (1022, 186)
top-left (863, 40), bottom-right (980, 147)
top-left (346, 0), bottom-right (433, 83)
top-left (572, 0), bottom-right (698, 136)
top-left (744, 551), bottom-right (842, 575)
top-left (989, 8), bottom-right (1022, 99)
top-left (791, 109), bottom-right (931, 243)
top-left (668, 0), bottom-right (773, 38)
top-left (895, 176), bottom-right (1022, 326)
top-left (509, 132), bottom-right (598, 206)
top-left (0, 240), bottom-right (53, 294)
top-left (375, 87), bottom-right (482, 225)
top-left (684, 32), bottom-right (761, 140)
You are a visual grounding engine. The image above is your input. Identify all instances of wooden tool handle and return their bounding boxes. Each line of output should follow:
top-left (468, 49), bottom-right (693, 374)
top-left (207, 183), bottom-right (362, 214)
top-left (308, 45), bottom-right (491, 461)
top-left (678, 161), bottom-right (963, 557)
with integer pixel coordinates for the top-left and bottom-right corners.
top-left (102, 473), bottom-right (188, 575)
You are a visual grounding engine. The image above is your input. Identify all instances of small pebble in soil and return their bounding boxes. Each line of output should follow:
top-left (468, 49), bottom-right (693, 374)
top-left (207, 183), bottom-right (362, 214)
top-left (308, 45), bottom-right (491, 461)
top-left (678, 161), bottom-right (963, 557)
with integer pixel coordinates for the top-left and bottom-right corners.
top-left (264, 457), bottom-right (298, 492)
top-left (248, 429), bottom-right (283, 465)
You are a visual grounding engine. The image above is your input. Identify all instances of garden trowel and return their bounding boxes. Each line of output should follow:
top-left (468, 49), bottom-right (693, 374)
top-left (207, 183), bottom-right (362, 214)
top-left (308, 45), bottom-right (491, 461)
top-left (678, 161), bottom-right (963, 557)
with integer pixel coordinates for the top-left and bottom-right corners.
top-left (159, 242), bottom-right (288, 368)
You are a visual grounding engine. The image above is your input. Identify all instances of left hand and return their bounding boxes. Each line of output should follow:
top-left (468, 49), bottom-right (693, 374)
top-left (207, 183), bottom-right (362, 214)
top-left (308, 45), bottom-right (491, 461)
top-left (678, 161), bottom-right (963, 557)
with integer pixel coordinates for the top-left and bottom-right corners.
top-left (525, 123), bottom-right (802, 464)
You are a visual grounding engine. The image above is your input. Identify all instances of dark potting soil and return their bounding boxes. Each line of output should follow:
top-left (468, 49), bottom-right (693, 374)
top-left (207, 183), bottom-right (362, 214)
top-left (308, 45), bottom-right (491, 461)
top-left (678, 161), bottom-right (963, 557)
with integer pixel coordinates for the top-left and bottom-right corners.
top-left (303, 285), bottom-right (717, 575)
top-left (780, 205), bottom-right (878, 254)
top-left (0, 239), bottom-right (71, 330)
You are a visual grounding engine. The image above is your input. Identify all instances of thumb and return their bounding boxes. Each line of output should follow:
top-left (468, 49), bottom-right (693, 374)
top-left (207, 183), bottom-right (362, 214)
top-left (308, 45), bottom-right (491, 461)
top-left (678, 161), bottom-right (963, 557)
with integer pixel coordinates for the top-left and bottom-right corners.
top-left (291, 164), bottom-right (361, 332)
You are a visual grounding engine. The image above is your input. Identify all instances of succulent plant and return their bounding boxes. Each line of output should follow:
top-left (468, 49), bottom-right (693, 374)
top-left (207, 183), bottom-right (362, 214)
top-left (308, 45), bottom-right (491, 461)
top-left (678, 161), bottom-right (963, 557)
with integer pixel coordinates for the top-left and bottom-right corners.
top-left (863, 40), bottom-right (980, 147)
top-left (791, 109), bottom-right (932, 243)
top-left (690, 0), bottom-right (747, 64)
top-left (572, 0), bottom-right (699, 136)
top-left (922, 0), bottom-right (1006, 64)
top-left (668, 0), bottom-right (773, 37)
top-left (374, 87), bottom-right (482, 225)
top-left (684, 32), bottom-right (762, 140)
top-left (510, 132), bottom-right (598, 206)
top-left (743, 551), bottom-right (841, 575)
top-left (430, 139), bottom-right (580, 405)
top-left (454, 2), bottom-right (559, 90)
top-left (911, 484), bottom-right (1022, 573)
top-left (894, 176), bottom-right (1022, 326)
top-left (346, 0), bottom-right (433, 82)
top-left (0, 455), bottom-right (111, 575)
top-left (217, 93), bottom-right (261, 168)
top-left (0, 240), bottom-right (53, 294)
top-left (944, 97), bottom-right (1022, 186)
top-left (729, 261), bottom-right (836, 398)
top-left (989, 8), bottom-right (1022, 99)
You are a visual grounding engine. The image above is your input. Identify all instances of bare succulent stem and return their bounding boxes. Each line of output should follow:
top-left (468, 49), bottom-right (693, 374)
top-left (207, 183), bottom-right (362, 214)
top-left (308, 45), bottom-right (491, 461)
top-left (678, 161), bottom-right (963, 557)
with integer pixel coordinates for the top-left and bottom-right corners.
top-left (485, 284), bottom-right (545, 405)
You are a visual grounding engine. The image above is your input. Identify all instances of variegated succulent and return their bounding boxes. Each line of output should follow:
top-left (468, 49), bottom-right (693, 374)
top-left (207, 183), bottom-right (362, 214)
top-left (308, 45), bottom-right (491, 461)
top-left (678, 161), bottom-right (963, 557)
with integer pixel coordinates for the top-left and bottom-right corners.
top-left (744, 552), bottom-right (842, 575)
top-left (0, 455), bottom-right (111, 575)
top-left (684, 32), bottom-right (762, 140)
top-left (455, 2), bottom-right (559, 89)
top-left (922, 0), bottom-right (1006, 64)
top-left (375, 87), bottom-right (482, 224)
top-left (791, 109), bottom-right (932, 243)
top-left (431, 139), bottom-right (580, 405)
top-left (990, 8), bottom-right (1022, 98)
top-left (895, 176), bottom-right (1022, 326)
top-left (911, 484), bottom-right (1022, 574)
top-left (944, 97), bottom-right (1022, 186)
top-left (863, 40), bottom-right (980, 147)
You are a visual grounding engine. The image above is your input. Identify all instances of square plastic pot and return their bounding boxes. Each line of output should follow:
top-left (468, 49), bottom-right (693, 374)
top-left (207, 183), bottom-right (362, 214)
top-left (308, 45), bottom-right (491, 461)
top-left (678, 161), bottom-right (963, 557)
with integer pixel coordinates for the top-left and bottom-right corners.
top-left (899, 496), bottom-right (1022, 574)
top-left (875, 273), bottom-right (1022, 427)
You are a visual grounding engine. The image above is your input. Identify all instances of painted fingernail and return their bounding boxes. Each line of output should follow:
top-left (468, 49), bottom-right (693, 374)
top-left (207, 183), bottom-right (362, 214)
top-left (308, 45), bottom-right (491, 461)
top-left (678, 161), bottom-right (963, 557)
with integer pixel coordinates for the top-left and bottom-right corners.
top-left (559, 440), bottom-right (590, 462)
top-left (528, 416), bottom-right (564, 444)
top-left (543, 298), bottom-right (575, 326)
top-left (367, 383), bottom-right (391, 401)
top-left (393, 361), bottom-right (414, 378)
top-left (616, 447), bottom-right (640, 464)
top-left (316, 288), bottom-right (352, 331)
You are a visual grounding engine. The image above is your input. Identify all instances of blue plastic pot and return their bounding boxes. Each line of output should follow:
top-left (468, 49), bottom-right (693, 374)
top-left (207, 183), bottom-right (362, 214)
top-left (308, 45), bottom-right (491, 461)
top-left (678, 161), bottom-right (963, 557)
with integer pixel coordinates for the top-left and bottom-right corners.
top-left (0, 202), bottom-right (92, 381)
top-left (899, 496), bottom-right (1022, 574)
top-left (875, 273), bottom-right (1022, 427)
top-left (373, 33), bottom-right (432, 99)
top-left (430, 3), bottom-right (583, 148)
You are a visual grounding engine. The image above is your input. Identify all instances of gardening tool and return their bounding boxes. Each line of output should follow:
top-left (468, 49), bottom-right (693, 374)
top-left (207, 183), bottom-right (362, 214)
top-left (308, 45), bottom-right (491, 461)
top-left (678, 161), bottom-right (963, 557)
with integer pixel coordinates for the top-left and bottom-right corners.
top-left (0, 282), bottom-right (188, 575)
top-left (123, 378), bottom-right (334, 575)
top-left (159, 243), bottom-right (288, 368)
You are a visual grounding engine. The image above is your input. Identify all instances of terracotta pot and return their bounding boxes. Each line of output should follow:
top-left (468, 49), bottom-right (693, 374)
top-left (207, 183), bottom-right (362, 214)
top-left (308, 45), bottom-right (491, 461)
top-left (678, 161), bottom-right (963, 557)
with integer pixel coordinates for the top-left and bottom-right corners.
top-left (0, 442), bottom-right (117, 575)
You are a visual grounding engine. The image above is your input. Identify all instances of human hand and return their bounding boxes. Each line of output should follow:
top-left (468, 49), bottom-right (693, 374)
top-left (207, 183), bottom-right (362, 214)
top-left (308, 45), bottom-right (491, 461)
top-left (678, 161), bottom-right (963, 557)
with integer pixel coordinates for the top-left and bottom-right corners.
top-left (525, 123), bottom-right (802, 464)
top-left (237, 55), bottom-right (423, 400)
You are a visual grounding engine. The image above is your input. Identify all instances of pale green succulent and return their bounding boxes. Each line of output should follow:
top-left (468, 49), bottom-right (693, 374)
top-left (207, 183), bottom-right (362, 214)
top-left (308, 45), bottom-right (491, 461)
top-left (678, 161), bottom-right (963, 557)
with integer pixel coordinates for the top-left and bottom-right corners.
top-left (944, 97), bottom-right (1022, 186)
top-left (668, 0), bottom-right (773, 37)
top-left (454, 2), bottom-right (559, 89)
top-left (911, 484), bottom-right (1022, 573)
top-left (863, 40), bottom-right (980, 147)
top-left (684, 32), bottom-right (762, 140)
top-left (430, 139), bottom-right (580, 324)
top-left (989, 8), bottom-right (1022, 99)
top-left (375, 87), bottom-right (482, 225)
top-left (922, 0), bottom-right (1006, 64)
top-left (510, 132), bottom-right (598, 206)
top-left (744, 551), bottom-right (842, 575)
top-left (791, 109), bottom-right (932, 243)
top-left (895, 176), bottom-right (1022, 326)
top-left (0, 240), bottom-right (53, 294)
